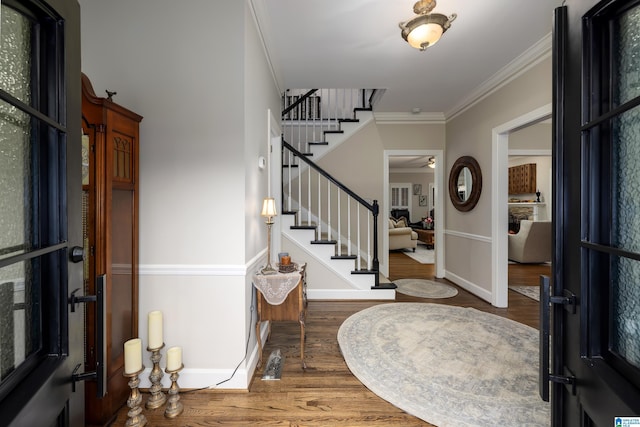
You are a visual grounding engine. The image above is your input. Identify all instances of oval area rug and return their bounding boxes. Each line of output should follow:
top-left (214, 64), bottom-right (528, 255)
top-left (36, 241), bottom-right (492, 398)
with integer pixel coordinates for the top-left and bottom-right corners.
top-left (393, 278), bottom-right (458, 299)
top-left (337, 303), bottom-right (549, 427)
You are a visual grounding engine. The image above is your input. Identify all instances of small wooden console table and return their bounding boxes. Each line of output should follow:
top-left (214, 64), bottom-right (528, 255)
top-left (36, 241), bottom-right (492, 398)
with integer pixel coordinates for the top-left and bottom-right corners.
top-left (253, 263), bottom-right (307, 369)
top-left (414, 228), bottom-right (435, 248)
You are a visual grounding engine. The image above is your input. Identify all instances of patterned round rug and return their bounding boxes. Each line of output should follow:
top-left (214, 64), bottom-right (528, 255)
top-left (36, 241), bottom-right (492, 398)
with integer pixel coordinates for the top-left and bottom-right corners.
top-left (338, 303), bottom-right (549, 426)
top-left (393, 278), bottom-right (458, 299)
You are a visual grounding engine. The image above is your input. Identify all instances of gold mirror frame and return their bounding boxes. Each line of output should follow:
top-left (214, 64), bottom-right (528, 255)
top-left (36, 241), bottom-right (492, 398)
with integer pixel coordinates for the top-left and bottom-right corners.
top-left (448, 156), bottom-right (482, 212)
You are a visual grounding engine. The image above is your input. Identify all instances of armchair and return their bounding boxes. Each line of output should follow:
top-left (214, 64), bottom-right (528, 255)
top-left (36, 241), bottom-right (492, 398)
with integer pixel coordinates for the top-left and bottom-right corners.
top-left (508, 220), bottom-right (551, 263)
top-left (389, 217), bottom-right (418, 251)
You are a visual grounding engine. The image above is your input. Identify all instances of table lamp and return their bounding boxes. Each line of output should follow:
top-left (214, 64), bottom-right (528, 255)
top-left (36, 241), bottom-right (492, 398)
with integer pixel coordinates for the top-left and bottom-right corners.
top-left (261, 197), bottom-right (277, 274)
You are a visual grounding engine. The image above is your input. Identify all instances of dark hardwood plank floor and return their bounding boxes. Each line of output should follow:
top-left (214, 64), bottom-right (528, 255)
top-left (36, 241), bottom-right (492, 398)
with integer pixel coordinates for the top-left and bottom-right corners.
top-left (111, 252), bottom-right (548, 426)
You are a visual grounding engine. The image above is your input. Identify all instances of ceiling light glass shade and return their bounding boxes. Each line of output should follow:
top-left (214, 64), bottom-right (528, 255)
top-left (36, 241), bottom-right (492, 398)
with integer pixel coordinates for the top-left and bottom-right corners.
top-left (399, 10), bottom-right (456, 51)
top-left (261, 197), bottom-right (277, 218)
top-left (407, 21), bottom-right (443, 49)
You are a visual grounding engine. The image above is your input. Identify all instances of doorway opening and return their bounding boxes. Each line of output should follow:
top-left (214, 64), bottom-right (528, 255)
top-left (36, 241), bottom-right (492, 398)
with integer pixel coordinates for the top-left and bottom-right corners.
top-left (383, 150), bottom-right (444, 279)
top-left (491, 104), bottom-right (552, 307)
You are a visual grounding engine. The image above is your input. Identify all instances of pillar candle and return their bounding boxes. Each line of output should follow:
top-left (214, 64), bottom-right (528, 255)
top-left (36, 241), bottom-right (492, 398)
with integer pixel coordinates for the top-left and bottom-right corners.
top-left (281, 255), bottom-right (291, 265)
top-left (148, 310), bottom-right (163, 349)
top-left (166, 346), bottom-right (182, 371)
top-left (124, 338), bottom-right (142, 374)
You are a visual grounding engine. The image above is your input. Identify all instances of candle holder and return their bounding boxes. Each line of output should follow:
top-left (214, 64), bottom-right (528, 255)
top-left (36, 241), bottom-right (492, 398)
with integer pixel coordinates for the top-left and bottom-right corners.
top-left (123, 366), bottom-right (147, 427)
top-left (146, 343), bottom-right (167, 409)
top-left (164, 364), bottom-right (184, 418)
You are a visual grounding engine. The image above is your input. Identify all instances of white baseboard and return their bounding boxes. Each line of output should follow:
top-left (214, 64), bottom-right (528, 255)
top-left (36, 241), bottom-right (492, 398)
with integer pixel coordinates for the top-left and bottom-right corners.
top-left (139, 318), bottom-right (270, 391)
top-left (444, 270), bottom-right (492, 304)
top-left (138, 366), bottom-right (249, 390)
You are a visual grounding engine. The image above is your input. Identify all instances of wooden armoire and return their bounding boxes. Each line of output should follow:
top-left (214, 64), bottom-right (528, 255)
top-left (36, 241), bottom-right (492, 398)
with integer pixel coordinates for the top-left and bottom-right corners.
top-left (81, 73), bottom-right (142, 426)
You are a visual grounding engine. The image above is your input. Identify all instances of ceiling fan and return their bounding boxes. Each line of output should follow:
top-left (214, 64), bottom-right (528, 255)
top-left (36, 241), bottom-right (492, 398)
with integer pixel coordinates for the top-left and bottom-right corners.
top-left (426, 156), bottom-right (436, 169)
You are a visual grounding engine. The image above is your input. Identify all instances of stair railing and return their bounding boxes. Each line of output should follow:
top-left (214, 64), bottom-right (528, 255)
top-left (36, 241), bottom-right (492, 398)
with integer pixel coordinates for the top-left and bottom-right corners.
top-left (282, 88), bottom-right (375, 155)
top-left (281, 140), bottom-right (379, 273)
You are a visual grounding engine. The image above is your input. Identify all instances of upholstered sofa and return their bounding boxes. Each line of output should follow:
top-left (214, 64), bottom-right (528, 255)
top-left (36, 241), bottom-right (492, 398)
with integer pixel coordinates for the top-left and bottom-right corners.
top-left (389, 217), bottom-right (418, 251)
top-left (508, 220), bottom-right (551, 263)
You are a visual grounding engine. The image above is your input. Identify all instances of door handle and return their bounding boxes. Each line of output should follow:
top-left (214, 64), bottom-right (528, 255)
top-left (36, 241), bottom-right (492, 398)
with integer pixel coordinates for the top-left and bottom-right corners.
top-left (539, 274), bottom-right (577, 402)
top-left (69, 246), bottom-right (84, 263)
top-left (70, 275), bottom-right (106, 398)
top-left (539, 275), bottom-right (551, 402)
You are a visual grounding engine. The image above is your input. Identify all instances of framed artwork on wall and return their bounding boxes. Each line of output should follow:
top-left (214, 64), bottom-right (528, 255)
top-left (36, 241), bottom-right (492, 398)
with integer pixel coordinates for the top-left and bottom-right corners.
top-left (419, 195), bottom-right (428, 206)
top-left (413, 184), bottom-right (422, 195)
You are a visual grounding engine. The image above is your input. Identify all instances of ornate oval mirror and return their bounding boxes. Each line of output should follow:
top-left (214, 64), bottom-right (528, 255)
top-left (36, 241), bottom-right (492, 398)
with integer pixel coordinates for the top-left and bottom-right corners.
top-left (449, 156), bottom-right (482, 211)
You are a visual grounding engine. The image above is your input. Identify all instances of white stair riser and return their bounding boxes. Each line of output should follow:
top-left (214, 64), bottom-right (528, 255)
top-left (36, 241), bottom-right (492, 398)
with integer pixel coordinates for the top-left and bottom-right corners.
top-left (282, 227), bottom-right (375, 290)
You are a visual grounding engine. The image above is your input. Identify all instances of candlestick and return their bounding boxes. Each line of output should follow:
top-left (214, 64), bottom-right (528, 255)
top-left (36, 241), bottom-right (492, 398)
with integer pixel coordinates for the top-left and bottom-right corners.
top-left (148, 311), bottom-right (163, 349)
top-left (164, 364), bottom-right (184, 418)
top-left (146, 343), bottom-right (166, 410)
top-left (166, 346), bottom-right (182, 371)
top-left (124, 338), bottom-right (142, 374)
top-left (123, 366), bottom-right (147, 426)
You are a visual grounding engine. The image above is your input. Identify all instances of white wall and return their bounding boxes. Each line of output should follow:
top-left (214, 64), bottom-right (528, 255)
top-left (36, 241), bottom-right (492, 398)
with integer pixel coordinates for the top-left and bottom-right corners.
top-left (445, 56), bottom-right (552, 304)
top-left (389, 171), bottom-right (435, 222)
top-left (314, 121), bottom-right (445, 276)
top-left (80, 0), bottom-right (280, 388)
top-left (508, 156), bottom-right (552, 220)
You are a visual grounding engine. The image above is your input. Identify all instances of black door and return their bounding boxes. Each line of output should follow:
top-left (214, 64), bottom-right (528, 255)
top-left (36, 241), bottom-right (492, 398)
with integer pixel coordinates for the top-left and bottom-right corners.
top-left (0, 0), bottom-right (83, 425)
top-left (552, 0), bottom-right (640, 425)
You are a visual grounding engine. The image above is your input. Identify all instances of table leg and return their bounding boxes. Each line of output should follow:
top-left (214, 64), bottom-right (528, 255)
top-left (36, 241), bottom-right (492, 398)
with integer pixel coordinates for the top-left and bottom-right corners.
top-left (256, 319), bottom-right (263, 368)
top-left (299, 311), bottom-right (306, 369)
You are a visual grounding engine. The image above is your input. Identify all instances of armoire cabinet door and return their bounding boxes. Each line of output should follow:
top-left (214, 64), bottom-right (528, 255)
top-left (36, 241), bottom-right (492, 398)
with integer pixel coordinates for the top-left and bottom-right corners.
top-left (82, 73), bottom-right (142, 426)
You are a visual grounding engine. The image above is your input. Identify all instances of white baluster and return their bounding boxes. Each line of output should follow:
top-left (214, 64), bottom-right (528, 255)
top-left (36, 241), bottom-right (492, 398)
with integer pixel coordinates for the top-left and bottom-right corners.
top-left (367, 212), bottom-right (371, 270)
top-left (307, 166), bottom-right (311, 224)
top-left (287, 153), bottom-right (292, 212)
top-left (337, 189), bottom-right (342, 256)
top-left (327, 181), bottom-right (331, 242)
top-left (297, 155), bottom-right (301, 213)
top-left (347, 198), bottom-right (351, 256)
top-left (318, 173), bottom-right (322, 239)
top-left (357, 203), bottom-right (361, 270)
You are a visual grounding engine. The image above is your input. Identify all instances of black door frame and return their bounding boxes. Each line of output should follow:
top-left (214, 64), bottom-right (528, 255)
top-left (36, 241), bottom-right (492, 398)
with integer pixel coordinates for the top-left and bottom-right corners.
top-left (0, 0), bottom-right (83, 425)
top-left (552, 0), bottom-right (640, 424)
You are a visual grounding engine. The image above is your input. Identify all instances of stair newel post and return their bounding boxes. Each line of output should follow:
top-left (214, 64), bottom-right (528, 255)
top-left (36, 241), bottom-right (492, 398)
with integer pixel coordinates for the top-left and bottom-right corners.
top-left (371, 200), bottom-right (379, 272)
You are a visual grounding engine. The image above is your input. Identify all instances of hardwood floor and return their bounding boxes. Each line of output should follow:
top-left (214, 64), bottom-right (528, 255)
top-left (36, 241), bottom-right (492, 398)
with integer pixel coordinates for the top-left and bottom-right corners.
top-left (111, 253), bottom-right (549, 426)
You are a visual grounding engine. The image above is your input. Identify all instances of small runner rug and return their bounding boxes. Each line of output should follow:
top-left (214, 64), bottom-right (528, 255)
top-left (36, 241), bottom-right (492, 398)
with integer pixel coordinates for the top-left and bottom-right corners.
top-left (402, 244), bottom-right (434, 264)
top-left (393, 278), bottom-right (458, 299)
top-left (338, 303), bottom-right (550, 427)
top-left (509, 285), bottom-right (540, 301)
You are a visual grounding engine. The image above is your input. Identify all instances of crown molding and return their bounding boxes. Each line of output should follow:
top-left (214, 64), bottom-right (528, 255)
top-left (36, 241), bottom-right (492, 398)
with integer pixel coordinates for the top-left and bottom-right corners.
top-left (249, 0), bottom-right (283, 95)
top-left (445, 33), bottom-right (552, 121)
top-left (374, 111), bottom-right (446, 124)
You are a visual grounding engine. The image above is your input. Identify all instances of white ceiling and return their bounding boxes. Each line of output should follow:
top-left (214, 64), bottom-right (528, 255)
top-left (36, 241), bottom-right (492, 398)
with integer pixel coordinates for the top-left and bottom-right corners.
top-left (253, 0), bottom-right (557, 116)
top-left (388, 155), bottom-right (435, 171)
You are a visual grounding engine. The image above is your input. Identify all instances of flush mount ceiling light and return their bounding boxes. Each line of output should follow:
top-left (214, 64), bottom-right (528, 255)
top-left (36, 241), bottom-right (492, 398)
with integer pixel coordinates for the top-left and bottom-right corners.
top-left (399, 0), bottom-right (457, 51)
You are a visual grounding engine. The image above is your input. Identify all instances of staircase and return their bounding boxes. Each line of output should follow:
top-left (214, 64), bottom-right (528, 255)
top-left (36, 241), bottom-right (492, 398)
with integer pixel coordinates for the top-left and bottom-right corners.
top-left (279, 89), bottom-right (395, 300)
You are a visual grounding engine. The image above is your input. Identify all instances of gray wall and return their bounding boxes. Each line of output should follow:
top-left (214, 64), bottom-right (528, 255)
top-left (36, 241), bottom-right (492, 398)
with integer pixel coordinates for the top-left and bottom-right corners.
top-left (79, 0), bottom-right (280, 388)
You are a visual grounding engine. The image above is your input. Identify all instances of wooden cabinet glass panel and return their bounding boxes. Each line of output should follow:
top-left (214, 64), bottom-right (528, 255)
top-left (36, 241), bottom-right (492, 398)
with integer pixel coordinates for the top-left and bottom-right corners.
top-left (81, 73), bottom-right (142, 426)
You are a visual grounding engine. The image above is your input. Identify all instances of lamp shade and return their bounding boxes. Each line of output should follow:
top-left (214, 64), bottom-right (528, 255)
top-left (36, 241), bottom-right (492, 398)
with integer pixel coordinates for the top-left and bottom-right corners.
top-left (407, 20), bottom-right (444, 49)
top-left (399, 9), bottom-right (456, 51)
top-left (261, 197), bottom-right (277, 217)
